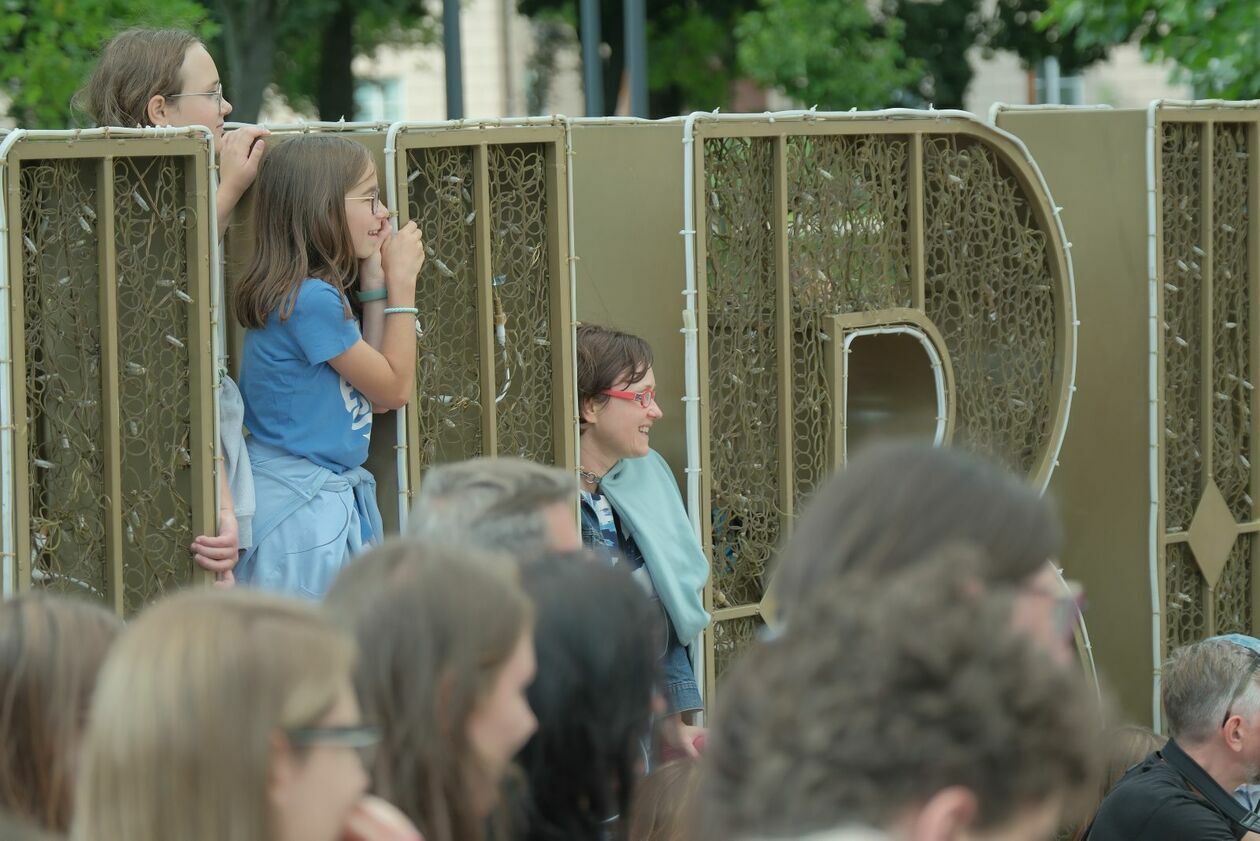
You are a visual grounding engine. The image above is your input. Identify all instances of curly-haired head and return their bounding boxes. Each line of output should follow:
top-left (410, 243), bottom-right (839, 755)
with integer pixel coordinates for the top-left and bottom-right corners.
top-left (700, 546), bottom-right (1101, 840)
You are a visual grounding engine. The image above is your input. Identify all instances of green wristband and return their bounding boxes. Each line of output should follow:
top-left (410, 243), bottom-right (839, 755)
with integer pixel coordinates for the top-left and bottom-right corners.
top-left (356, 288), bottom-right (388, 303)
top-left (383, 306), bottom-right (419, 315)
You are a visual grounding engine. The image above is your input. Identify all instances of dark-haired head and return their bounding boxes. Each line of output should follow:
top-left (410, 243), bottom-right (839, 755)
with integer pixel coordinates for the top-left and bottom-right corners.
top-left (516, 555), bottom-right (659, 841)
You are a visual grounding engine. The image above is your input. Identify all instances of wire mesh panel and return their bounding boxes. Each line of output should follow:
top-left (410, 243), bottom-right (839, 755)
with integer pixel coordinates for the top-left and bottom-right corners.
top-left (704, 136), bottom-right (780, 616)
top-left (693, 116), bottom-right (1075, 692)
top-left (113, 156), bottom-right (206, 611)
top-left (3, 132), bottom-right (217, 613)
top-left (1157, 110), bottom-right (1260, 656)
top-left (394, 125), bottom-right (574, 502)
top-left (787, 134), bottom-right (914, 501)
top-left (489, 144), bottom-right (557, 464)
top-left (1162, 123), bottom-right (1205, 534)
top-left (922, 136), bottom-right (1058, 474)
top-left (407, 144), bottom-right (484, 467)
top-left (16, 157), bottom-right (109, 597)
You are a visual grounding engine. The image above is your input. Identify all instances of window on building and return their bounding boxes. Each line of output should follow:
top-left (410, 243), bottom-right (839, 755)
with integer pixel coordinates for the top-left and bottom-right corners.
top-left (1035, 74), bottom-right (1085, 105)
top-left (355, 78), bottom-right (402, 122)
top-left (1034, 62), bottom-right (1086, 105)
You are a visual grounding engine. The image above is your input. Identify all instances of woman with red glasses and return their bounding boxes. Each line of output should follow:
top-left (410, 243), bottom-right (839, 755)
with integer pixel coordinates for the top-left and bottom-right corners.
top-left (575, 324), bottom-right (710, 764)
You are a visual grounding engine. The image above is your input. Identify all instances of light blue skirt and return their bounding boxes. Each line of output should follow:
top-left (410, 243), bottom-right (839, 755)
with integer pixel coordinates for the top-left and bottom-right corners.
top-left (233, 439), bottom-right (383, 599)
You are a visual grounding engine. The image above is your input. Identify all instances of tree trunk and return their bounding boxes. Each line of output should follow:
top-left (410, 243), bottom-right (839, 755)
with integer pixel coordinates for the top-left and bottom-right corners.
top-left (215, 0), bottom-right (277, 123)
top-left (316, 1), bottom-right (357, 121)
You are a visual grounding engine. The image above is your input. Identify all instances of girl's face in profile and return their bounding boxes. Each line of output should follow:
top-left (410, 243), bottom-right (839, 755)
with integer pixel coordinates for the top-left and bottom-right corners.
top-left (345, 166), bottom-right (391, 260)
top-left (164, 43), bottom-right (233, 141)
top-left (465, 631), bottom-right (538, 812)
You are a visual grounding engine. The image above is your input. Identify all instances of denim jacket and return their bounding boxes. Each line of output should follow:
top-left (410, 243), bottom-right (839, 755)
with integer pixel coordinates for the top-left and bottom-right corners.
top-left (234, 438), bottom-right (382, 599)
top-left (580, 491), bottom-right (703, 715)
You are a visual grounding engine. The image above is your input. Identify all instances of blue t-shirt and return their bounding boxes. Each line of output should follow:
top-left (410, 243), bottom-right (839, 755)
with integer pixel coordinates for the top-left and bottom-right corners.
top-left (241, 279), bottom-right (373, 472)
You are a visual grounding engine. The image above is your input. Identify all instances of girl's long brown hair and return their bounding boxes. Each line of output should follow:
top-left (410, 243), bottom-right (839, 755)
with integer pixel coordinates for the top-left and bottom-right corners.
top-left (0, 595), bottom-right (121, 832)
top-left (75, 28), bottom-right (199, 128)
top-left (325, 540), bottom-right (533, 841)
top-left (233, 135), bottom-right (371, 328)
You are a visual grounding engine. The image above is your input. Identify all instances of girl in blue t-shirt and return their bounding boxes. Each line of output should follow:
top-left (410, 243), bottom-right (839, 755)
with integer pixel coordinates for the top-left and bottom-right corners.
top-left (231, 136), bottom-right (424, 597)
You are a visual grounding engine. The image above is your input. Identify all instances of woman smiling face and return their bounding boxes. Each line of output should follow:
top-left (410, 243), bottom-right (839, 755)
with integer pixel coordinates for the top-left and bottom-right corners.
top-left (580, 365), bottom-right (663, 470)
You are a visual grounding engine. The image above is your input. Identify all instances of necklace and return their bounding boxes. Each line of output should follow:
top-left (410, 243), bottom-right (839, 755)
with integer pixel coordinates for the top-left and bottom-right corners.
top-left (578, 466), bottom-right (603, 487)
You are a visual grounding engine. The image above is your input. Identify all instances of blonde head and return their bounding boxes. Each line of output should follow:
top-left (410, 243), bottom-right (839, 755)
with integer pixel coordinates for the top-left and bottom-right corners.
top-left (72, 589), bottom-right (355, 841)
top-left (75, 28), bottom-right (201, 128)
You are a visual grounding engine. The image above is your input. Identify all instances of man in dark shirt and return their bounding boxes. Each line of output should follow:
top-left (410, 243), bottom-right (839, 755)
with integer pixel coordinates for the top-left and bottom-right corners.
top-left (1086, 635), bottom-right (1260, 841)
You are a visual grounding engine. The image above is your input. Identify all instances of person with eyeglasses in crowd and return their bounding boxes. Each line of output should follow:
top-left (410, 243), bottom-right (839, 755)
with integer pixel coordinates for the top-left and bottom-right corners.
top-left (574, 324), bottom-right (710, 763)
top-left (70, 588), bottom-right (423, 841)
top-left (230, 136), bottom-right (424, 597)
top-left (770, 441), bottom-right (1085, 666)
top-left (1083, 635), bottom-right (1260, 841)
top-left (697, 548), bottom-right (1102, 841)
top-left (76, 28), bottom-right (271, 584)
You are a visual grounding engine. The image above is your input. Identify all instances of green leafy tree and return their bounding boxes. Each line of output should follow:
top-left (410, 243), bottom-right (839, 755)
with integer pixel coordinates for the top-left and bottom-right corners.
top-left (980, 0), bottom-right (1109, 76)
top-left (885, 0), bottom-right (983, 108)
top-left (1043, 0), bottom-right (1260, 97)
top-left (0, 0), bottom-right (210, 128)
top-left (517, 0), bottom-right (951, 116)
top-left (735, 0), bottom-right (918, 110)
top-left (516, 0), bottom-right (756, 117)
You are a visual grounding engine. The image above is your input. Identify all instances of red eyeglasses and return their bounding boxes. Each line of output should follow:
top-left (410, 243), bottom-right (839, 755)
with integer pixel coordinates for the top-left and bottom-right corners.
top-left (601, 387), bottom-right (657, 409)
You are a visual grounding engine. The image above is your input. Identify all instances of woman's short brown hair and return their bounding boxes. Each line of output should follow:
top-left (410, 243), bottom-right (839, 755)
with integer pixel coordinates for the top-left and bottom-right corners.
top-left (75, 28), bottom-right (200, 128)
top-left (576, 324), bottom-right (653, 426)
top-left (0, 595), bottom-right (120, 832)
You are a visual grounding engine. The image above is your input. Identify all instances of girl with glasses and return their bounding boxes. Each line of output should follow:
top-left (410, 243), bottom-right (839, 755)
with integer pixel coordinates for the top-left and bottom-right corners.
top-left (231, 136), bottom-right (423, 598)
top-left (77, 28), bottom-right (272, 584)
top-left (575, 324), bottom-right (710, 763)
top-left (71, 588), bottom-right (422, 841)
top-left (77, 28), bottom-right (267, 236)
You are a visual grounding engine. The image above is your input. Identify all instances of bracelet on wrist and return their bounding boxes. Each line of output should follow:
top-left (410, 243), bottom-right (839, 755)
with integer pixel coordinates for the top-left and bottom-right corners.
top-left (356, 288), bottom-right (388, 303)
top-left (383, 306), bottom-right (419, 315)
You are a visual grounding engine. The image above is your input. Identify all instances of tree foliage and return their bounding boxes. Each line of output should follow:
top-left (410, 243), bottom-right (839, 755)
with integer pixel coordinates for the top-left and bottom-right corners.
top-left (516, 0), bottom-right (757, 116)
top-left (0, 0), bottom-right (210, 128)
top-left (736, 0), bottom-right (918, 110)
top-left (980, 0), bottom-right (1108, 75)
top-left (883, 0), bottom-right (982, 109)
top-left (1043, 0), bottom-right (1260, 97)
